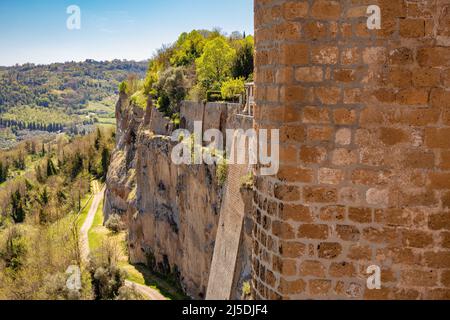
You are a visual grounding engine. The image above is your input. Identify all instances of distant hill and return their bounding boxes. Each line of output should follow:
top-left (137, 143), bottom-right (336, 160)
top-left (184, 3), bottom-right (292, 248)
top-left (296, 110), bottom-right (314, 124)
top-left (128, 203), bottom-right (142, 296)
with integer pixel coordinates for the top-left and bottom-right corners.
top-left (0, 60), bottom-right (148, 112)
top-left (0, 60), bottom-right (148, 146)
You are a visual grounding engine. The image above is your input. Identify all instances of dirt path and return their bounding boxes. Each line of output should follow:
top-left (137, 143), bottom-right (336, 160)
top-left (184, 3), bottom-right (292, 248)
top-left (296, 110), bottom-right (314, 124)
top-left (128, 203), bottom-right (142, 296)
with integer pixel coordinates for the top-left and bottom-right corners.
top-left (80, 186), bottom-right (105, 263)
top-left (124, 280), bottom-right (167, 300)
top-left (79, 185), bottom-right (166, 300)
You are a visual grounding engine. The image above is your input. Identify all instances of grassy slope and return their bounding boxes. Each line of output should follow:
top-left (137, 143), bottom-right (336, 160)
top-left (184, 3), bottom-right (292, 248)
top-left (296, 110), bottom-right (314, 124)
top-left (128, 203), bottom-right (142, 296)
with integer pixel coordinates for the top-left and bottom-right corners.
top-left (87, 199), bottom-right (187, 300)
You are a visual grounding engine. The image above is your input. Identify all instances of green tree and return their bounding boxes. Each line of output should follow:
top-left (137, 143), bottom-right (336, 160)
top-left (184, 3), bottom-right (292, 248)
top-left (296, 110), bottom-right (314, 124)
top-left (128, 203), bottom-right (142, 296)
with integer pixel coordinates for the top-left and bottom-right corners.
top-left (71, 153), bottom-right (84, 179)
top-left (95, 127), bottom-right (102, 151)
top-left (101, 147), bottom-right (110, 179)
top-left (171, 30), bottom-right (206, 67)
top-left (196, 37), bottom-right (236, 89)
top-left (46, 158), bottom-right (57, 177)
top-left (10, 190), bottom-right (26, 223)
top-left (231, 36), bottom-right (254, 80)
top-left (0, 227), bottom-right (27, 271)
top-left (221, 78), bottom-right (245, 101)
top-left (0, 161), bottom-right (9, 183)
top-left (39, 187), bottom-right (50, 206)
top-left (155, 67), bottom-right (188, 115)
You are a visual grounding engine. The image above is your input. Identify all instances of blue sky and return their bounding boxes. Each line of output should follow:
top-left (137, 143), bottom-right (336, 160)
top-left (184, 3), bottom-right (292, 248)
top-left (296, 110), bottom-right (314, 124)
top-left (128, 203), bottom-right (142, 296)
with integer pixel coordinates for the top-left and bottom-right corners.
top-left (0, 0), bottom-right (254, 66)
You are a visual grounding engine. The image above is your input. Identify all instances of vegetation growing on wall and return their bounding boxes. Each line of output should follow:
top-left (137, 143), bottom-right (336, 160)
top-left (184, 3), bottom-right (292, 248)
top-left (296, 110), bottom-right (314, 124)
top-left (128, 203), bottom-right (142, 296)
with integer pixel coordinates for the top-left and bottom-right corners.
top-left (122, 29), bottom-right (254, 122)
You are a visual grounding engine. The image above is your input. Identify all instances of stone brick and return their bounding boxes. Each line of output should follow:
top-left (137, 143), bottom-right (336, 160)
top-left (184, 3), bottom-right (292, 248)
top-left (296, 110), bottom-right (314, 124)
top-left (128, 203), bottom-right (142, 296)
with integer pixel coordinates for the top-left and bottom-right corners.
top-left (307, 126), bottom-right (333, 141)
top-left (319, 206), bottom-right (345, 221)
top-left (441, 151), bottom-right (450, 170)
top-left (303, 21), bottom-right (328, 40)
top-left (298, 224), bottom-right (329, 240)
top-left (315, 87), bottom-right (341, 104)
top-left (318, 242), bottom-right (342, 259)
top-left (274, 22), bottom-right (302, 41)
top-left (443, 68), bottom-right (450, 87)
top-left (310, 0), bottom-right (340, 20)
top-left (348, 207), bottom-right (372, 224)
top-left (300, 146), bottom-right (327, 164)
top-left (332, 148), bottom-right (358, 166)
top-left (397, 88), bottom-right (429, 105)
top-left (363, 227), bottom-right (399, 245)
top-left (280, 43), bottom-right (309, 65)
top-left (308, 279), bottom-right (332, 296)
top-left (379, 127), bottom-right (408, 146)
top-left (426, 289), bottom-right (450, 300)
top-left (424, 251), bottom-right (450, 268)
top-left (280, 124), bottom-right (306, 143)
top-left (413, 68), bottom-right (440, 87)
top-left (429, 213), bottom-right (450, 231)
top-left (272, 257), bottom-right (297, 276)
top-left (279, 241), bottom-right (306, 258)
top-left (279, 204), bottom-right (313, 222)
top-left (400, 269), bottom-right (438, 287)
top-left (311, 46), bottom-right (339, 65)
top-left (402, 230), bottom-right (434, 248)
top-left (279, 145), bottom-right (298, 163)
top-left (377, 247), bottom-right (420, 266)
top-left (299, 260), bottom-right (326, 277)
top-left (417, 47), bottom-right (450, 67)
top-left (334, 108), bottom-right (356, 125)
top-left (329, 262), bottom-right (356, 278)
top-left (388, 67), bottom-right (412, 87)
top-left (389, 47), bottom-right (414, 65)
top-left (280, 85), bottom-right (307, 103)
top-left (344, 88), bottom-right (362, 104)
top-left (366, 188), bottom-right (389, 206)
top-left (430, 88), bottom-right (450, 108)
top-left (400, 19), bottom-right (425, 38)
top-left (442, 270), bottom-right (450, 287)
top-left (279, 278), bottom-right (306, 294)
top-left (341, 48), bottom-right (360, 65)
top-left (425, 128), bottom-right (450, 148)
top-left (428, 172), bottom-right (450, 190)
top-left (403, 151), bottom-right (435, 169)
top-left (277, 166), bottom-right (314, 183)
top-left (275, 67), bottom-right (294, 84)
top-left (272, 221), bottom-right (296, 240)
top-left (334, 69), bottom-right (357, 83)
top-left (351, 169), bottom-right (390, 186)
top-left (295, 67), bottom-right (324, 82)
top-left (348, 245), bottom-right (372, 260)
top-left (302, 106), bottom-right (329, 124)
top-left (318, 168), bottom-right (344, 185)
top-left (303, 187), bottom-right (338, 204)
top-left (338, 187), bottom-right (361, 205)
top-left (335, 128), bottom-right (352, 145)
top-left (336, 225), bottom-right (360, 241)
top-left (282, 1), bottom-right (309, 20)
top-left (442, 192), bottom-right (450, 210)
top-left (274, 184), bottom-right (301, 201)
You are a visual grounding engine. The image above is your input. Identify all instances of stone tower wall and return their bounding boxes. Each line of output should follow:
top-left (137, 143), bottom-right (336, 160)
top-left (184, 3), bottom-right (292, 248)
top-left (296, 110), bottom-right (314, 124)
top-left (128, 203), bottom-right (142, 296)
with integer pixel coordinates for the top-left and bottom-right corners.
top-left (253, 0), bottom-right (450, 299)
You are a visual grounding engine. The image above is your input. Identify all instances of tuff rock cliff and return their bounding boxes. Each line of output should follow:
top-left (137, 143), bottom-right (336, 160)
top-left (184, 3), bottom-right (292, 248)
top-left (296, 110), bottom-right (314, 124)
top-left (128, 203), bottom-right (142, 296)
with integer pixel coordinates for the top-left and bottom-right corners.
top-left (104, 93), bottom-right (252, 299)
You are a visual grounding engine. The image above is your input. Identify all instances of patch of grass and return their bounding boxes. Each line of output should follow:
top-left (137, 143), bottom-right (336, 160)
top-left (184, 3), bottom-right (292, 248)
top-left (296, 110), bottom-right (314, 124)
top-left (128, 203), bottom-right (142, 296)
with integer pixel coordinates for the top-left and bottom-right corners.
top-left (240, 171), bottom-right (254, 189)
top-left (130, 90), bottom-right (148, 109)
top-left (87, 200), bottom-right (105, 252)
top-left (216, 158), bottom-right (228, 187)
top-left (98, 117), bottom-right (116, 125)
top-left (86, 197), bottom-right (185, 300)
top-left (75, 186), bottom-right (96, 232)
top-left (129, 264), bottom-right (189, 300)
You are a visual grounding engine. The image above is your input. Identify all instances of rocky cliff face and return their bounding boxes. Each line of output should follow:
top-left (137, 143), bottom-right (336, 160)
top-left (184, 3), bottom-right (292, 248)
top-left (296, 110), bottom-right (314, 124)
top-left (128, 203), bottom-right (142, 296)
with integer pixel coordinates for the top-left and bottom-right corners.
top-left (104, 95), bottom-right (237, 299)
top-left (103, 93), bottom-right (143, 223)
top-left (129, 133), bottom-right (223, 298)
